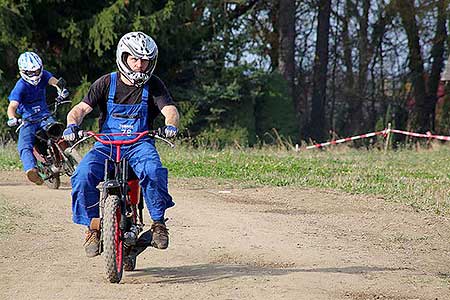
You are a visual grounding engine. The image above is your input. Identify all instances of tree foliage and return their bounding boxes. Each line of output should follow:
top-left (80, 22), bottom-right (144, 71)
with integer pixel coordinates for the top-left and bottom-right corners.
top-left (0, 0), bottom-right (449, 145)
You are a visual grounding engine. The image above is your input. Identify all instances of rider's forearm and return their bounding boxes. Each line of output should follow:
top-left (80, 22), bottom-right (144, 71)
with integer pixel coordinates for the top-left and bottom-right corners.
top-left (161, 105), bottom-right (180, 127)
top-left (67, 102), bottom-right (92, 125)
top-left (67, 107), bottom-right (86, 125)
top-left (7, 101), bottom-right (19, 119)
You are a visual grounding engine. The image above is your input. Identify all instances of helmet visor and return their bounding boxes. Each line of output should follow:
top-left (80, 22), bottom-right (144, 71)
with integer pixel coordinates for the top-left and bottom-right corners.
top-left (23, 69), bottom-right (42, 77)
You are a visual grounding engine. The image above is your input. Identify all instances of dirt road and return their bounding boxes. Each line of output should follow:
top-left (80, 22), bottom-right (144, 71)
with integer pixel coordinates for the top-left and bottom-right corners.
top-left (0, 171), bottom-right (449, 299)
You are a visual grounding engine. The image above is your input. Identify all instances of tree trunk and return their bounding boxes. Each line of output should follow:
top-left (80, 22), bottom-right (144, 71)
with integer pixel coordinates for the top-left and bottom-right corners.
top-left (341, 0), bottom-right (356, 135)
top-left (309, 0), bottom-right (331, 141)
top-left (396, 0), bottom-right (428, 132)
top-left (278, 0), bottom-right (295, 90)
top-left (268, 2), bottom-right (279, 71)
top-left (278, 0), bottom-right (297, 137)
top-left (354, 0), bottom-right (370, 133)
top-left (342, 0), bottom-right (354, 93)
top-left (427, 0), bottom-right (447, 131)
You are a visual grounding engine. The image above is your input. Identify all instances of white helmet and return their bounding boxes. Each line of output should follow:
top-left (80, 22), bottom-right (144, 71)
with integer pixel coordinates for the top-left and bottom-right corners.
top-left (116, 31), bottom-right (158, 87)
top-left (18, 51), bottom-right (43, 86)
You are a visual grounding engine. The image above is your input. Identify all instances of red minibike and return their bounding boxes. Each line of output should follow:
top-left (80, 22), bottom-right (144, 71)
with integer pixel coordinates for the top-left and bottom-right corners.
top-left (71, 130), bottom-right (174, 283)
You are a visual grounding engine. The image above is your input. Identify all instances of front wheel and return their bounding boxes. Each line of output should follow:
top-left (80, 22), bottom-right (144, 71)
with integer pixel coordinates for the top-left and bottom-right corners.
top-left (36, 161), bottom-right (61, 189)
top-left (103, 195), bottom-right (123, 283)
top-left (44, 173), bottom-right (60, 189)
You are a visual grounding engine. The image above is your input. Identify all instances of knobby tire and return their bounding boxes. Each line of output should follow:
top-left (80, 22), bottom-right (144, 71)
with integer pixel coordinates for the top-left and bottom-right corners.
top-left (44, 174), bottom-right (60, 189)
top-left (36, 161), bottom-right (60, 189)
top-left (103, 195), bottom-right (124, 283)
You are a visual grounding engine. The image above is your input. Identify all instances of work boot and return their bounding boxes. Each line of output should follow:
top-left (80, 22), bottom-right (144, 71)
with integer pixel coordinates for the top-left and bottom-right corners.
top-left (26, 168), bottom-right (43, 185)
top-left (123, 255), bottom-right (136, 271)
top-left (123, 245), bottom-right (136, 271)
top-left (84, 229), bottom-right (100, 258)
top-left (150, 221), bottom-right (169, 249)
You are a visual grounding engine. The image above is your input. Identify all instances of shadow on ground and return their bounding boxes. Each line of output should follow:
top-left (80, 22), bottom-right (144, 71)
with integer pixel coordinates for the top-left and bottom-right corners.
top-left (127, 264), bottom-right (406, 284)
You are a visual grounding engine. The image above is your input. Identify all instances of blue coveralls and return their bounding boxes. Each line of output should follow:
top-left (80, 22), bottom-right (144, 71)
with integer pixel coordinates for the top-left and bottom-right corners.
top-left (8, 70), bottom-right (56, 171)
top-left (71, 72), bottom-right (175, 227)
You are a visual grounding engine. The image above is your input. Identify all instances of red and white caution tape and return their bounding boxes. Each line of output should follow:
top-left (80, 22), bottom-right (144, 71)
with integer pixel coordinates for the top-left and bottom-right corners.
top-left (305, 130), bottom-right (387, 149)
top-left (390, 129), bottom-right (450, 141)
top-left (304, 128), bottom-right (450, 150)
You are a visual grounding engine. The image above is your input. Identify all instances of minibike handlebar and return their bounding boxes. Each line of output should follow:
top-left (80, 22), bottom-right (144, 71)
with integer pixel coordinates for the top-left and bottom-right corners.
top-left (69, 130), bottom-right (175, 162)
top-left (84, 130), bottom-right (158, 146)
top-left (15, 99), bottom-right (72, 132)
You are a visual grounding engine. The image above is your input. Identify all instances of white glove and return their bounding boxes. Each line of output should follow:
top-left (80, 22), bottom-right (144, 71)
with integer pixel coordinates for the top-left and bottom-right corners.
top-left (57, 88), bottom-right (69, 99)
top-left (63, 124), bottom-right (81, 141)
top-left (7, 117), bottom-right (18, 127)
top-left (163, 125), bottom-right (178, 138)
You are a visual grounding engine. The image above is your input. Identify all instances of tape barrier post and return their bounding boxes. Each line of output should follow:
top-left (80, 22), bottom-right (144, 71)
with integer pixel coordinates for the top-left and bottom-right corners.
top-left (384, 123), bottom-right (391, 154)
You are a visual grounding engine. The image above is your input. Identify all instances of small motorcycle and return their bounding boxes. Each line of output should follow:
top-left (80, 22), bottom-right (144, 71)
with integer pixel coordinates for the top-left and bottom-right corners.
top-left (16, 97), bottom-right (81, 189)
top-left (70, 130), bottom-right (174, 283)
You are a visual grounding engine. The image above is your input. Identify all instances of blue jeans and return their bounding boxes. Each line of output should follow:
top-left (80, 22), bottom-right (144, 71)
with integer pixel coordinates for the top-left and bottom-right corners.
top-left (71, 140), bottom-right (175, 226)
top-left (17, 117), bottom-right (56, 171)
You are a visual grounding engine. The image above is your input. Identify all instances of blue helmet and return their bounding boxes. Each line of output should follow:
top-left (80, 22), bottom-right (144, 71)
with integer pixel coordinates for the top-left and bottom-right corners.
top-left (18, 51), bottom-right (43, 86)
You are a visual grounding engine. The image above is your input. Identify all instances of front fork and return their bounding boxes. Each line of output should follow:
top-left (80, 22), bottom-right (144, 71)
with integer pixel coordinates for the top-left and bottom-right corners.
top-left (97, 159), bottom-right (143, 250)
top-left (101, 159), bottom-right (132, 232)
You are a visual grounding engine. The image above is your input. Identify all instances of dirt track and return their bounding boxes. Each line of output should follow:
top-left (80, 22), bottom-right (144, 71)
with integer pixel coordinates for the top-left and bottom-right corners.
top-left (0, 170), bottom-right (450, 300)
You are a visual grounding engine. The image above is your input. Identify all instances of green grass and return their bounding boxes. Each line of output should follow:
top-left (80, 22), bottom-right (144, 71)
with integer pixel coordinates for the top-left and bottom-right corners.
top-left (1, 141), bottom-right (449, 214)
top-left (159, 143), bottom-right (450, 215)
top-left (0, 143), bottom-right (21, 170)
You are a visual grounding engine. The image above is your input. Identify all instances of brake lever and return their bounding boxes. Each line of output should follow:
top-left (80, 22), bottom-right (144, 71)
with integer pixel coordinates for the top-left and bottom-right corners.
top-left (68, 136), bottom-right (91, 152)
top-left (55, 97), bottom-right (71, 105)
top-left (67, 130), bottom-right (92, 152)
top-left (153, 135), bottom-right (175, 148)
top-left (15, 119), bottom-right (24, 133)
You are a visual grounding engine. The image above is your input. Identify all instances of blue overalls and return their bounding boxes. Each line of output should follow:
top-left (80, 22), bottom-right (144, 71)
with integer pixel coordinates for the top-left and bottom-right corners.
top-left (8, 72), bottom-right (56, 171)
top-left (71, 72), bottom-right (174, 227)
top-left (17, 109), bottom-right (56, 171)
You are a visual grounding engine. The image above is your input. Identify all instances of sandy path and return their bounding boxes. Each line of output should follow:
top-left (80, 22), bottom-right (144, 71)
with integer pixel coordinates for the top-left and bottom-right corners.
top-left (0, 171), bottom-right (449, 299)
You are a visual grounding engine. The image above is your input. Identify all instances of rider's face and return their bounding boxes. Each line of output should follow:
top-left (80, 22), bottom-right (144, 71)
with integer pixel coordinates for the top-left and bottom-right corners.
top-left (126, 55), bottom-right (149, 72)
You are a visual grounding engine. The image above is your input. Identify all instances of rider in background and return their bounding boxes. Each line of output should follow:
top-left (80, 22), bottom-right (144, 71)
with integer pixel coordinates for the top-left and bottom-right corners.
top-left (63, 32), bottom-right (179, 258)
top-left (7, 51), bottom-right (69, 185)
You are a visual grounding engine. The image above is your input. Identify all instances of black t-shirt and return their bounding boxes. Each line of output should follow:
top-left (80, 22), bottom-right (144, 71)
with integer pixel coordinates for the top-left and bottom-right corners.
top-left (82, 72), bottom-right (175, 129)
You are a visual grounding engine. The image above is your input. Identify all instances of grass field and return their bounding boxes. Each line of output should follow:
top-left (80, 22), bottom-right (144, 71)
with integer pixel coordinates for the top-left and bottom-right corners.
top-left (1, 141), bottom-right (449, 215)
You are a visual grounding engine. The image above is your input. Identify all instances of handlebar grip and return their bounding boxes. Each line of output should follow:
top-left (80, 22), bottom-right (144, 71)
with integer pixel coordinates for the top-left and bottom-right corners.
top-left (76, 130), bottom-right (87, 139)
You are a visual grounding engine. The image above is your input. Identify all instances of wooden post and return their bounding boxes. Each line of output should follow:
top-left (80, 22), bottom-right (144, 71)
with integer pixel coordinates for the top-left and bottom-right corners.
top-left (384, 123), bottom-right (392, 153)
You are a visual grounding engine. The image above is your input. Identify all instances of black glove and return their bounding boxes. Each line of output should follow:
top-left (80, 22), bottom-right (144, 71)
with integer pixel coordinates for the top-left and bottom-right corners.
top-left (55, 77), bottom-right (69, 102)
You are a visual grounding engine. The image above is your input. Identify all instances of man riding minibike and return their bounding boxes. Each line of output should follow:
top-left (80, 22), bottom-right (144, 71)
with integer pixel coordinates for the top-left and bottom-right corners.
top-left (63, 32), bottom-right (180, 265)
